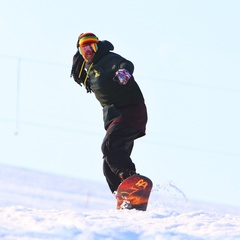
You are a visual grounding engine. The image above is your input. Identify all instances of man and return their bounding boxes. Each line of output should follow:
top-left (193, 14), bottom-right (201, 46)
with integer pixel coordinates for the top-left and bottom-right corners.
top-left (70, 32), bottom-right (147, 194)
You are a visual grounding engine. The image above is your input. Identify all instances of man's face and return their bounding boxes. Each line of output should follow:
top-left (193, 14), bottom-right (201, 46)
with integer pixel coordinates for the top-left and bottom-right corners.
top-left (79, 43), bottom-right (96, 63)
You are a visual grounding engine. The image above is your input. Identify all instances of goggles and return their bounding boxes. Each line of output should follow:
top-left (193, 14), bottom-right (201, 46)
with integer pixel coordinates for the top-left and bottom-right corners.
top-left (78, 43), bottom-right (98, 56)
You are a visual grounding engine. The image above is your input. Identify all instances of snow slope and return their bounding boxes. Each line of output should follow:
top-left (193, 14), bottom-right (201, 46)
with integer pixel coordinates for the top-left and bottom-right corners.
top-left (0, 164), bottom-right (240, 240)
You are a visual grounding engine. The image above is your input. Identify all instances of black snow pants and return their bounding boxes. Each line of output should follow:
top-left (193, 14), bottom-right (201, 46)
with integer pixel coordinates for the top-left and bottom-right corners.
top-left (101, 123), bottom-right (143, 193)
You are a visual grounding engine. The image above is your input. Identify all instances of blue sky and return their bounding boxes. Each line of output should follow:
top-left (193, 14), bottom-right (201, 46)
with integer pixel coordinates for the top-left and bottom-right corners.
top-left (1, 0), bottom-right (240, 208)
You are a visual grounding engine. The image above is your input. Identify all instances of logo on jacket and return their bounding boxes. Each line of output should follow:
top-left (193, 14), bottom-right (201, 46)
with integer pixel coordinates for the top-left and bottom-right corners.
top-left (93, 69), bottom-right (100, 78)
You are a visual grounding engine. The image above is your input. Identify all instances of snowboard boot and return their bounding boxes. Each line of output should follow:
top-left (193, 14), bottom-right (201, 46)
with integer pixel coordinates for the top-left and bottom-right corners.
top-left (118, 169), bottom-right (138, 182)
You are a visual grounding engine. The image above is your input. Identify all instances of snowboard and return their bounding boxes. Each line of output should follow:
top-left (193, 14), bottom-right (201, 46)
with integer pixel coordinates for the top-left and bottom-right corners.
top-left (116, 174), bottom-right (152, 211)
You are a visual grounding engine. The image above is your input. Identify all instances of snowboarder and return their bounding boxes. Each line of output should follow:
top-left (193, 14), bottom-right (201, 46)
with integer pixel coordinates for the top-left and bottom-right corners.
top-left (70, 32), bottom-right (147, 195)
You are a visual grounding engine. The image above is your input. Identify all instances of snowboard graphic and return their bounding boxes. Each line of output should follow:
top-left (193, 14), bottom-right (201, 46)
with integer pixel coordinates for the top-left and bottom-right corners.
top-left (116, 175), bottom-right (152, 211)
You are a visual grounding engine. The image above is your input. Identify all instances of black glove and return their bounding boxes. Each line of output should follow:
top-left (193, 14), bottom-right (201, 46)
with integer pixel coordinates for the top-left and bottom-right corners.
top-left (70, 51), bottom-right (85, 86)
top-left (70, 51), bottom-right (93, 93)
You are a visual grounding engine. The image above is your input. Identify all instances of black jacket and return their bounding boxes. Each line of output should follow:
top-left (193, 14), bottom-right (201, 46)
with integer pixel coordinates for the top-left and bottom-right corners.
top-left (71, 40), bottom-right (147, 132)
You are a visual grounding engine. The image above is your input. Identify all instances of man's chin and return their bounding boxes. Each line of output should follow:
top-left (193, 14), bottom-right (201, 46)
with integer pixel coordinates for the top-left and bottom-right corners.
top-left (84, 55), bottom-right (94, 63)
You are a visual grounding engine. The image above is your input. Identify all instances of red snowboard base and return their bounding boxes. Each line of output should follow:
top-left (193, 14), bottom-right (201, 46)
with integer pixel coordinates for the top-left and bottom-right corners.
top-left (116, 175), bottom-right (152, 211)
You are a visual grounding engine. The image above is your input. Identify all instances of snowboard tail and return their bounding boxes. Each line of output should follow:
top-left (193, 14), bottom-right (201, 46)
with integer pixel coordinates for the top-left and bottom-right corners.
top-left (116, 175), bottom-right (152, 211)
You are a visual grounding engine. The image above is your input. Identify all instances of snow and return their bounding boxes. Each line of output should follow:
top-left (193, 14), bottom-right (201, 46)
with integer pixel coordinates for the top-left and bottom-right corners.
top-left (1, 164), bottom-right (240, 240)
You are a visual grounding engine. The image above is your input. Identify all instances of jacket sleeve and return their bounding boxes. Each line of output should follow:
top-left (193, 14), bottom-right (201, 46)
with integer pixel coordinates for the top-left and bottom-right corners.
top-left (119, 59), bottom-right (134, 75)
